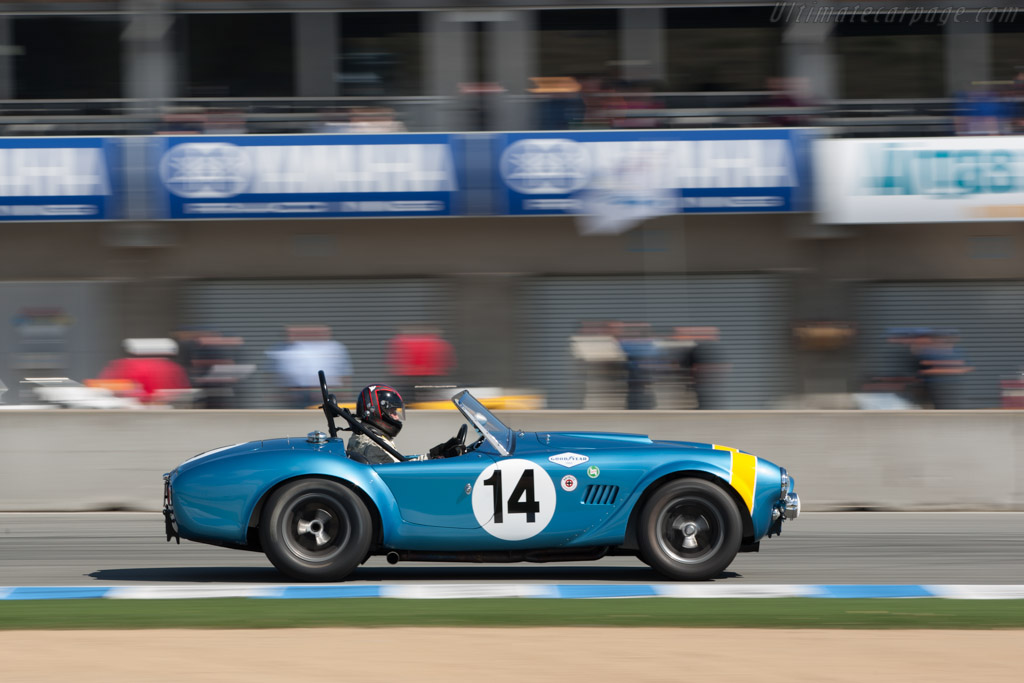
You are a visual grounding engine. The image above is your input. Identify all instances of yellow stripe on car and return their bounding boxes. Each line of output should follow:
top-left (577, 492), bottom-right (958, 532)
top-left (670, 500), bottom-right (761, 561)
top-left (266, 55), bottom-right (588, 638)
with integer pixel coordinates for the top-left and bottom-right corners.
top-left (714, 444), bottom-right (757, 514)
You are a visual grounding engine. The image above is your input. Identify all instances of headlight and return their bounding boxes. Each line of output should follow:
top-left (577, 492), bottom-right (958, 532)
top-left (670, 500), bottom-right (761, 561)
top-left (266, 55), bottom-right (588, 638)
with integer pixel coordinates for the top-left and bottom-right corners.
top-left (779, 467), bottom-right (790, 499)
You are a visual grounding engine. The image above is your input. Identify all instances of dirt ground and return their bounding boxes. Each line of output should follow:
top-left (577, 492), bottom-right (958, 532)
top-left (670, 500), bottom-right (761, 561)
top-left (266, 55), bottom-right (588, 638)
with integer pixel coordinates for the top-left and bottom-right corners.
top-left (1, 628), bottom-right (1021, 682)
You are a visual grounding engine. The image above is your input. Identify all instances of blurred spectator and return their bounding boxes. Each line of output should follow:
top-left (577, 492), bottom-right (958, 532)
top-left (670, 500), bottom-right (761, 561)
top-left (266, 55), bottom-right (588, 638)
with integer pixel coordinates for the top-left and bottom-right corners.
top-left (203, 108), bottom-right (248, 135)
top-left (761, 76), bottom-right (811, 127)
top-left (1011, 69), bottom-right (1024, 134)
top-left (530, 76), bottom-right (586, 130)
top-left (267, 326), bottom-right (352, 408)
top-left (459, 82), bottom-right (507, 131)
top-left (571, 321), bottom-right (627, 409)
top-left (674, 326), bottom-right (726, 410)
top-left (175, 330), bottom-right (253, 409)
top-left (613, 322), bottom-right (658, 410)
top-left (156, 108), bottom-right (207, 135)
top-left (609, 80), bottom-right (662, 129)
top-left (913, 330), bottom-right (972, 409)
top-left (579, 74), bottom-right (615, 128)
top-left (955, 84), bottom-right (1010, 136)
top-left (315, 108), bottom-right (350, 134)
top-left (387, 326), bottom-right (456, 403)
top-left (345, 107), bottom-right (407, 133)
top-left (884, 328), bottom-right (972, 409)
top-left (97, 338), bottom-right (192, 406)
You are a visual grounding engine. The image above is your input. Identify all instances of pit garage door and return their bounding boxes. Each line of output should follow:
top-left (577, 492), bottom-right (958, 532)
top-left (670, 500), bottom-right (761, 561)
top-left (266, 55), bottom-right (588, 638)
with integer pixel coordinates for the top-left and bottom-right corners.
top-left (517, 274), bottom-right (795, 409)
top-left (857, 281), bottom-right (1024, 409)
top-left (181, 279), bottom-right (454, 408)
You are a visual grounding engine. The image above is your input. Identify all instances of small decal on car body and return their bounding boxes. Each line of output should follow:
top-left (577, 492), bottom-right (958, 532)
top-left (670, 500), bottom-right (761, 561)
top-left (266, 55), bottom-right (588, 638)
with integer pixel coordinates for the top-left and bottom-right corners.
top-left (548, 452), bottom-right (589, 468)
top-left (561, 475), bottom-right (578, 492)
top-left (587, 465), bottom-right (600, 479)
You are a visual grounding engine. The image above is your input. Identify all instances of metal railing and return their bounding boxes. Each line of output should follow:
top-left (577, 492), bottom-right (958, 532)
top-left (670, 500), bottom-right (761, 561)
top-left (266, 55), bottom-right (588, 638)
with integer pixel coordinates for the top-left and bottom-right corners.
top-left (0, 93), bottom-right (983, 137)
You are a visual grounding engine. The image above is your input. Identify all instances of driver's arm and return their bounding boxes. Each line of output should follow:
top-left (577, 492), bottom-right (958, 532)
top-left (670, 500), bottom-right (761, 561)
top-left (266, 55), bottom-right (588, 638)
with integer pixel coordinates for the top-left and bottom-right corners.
top-left (346, 434), bottom-right (404, 465)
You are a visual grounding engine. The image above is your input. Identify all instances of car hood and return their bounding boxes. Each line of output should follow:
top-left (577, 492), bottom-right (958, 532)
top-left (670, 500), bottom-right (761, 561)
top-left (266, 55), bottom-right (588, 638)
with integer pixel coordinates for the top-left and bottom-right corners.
top-left (175, 436), bottom-right (341, 473)
top-left (175, 440), bottom-right (264, 473)
top-left (535, 432), bottom-right (718, 452)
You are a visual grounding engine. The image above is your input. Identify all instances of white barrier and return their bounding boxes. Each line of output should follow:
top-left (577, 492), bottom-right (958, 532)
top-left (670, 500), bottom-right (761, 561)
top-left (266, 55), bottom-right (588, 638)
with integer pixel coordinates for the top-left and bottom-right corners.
top-left (0, 409), bottom-right (1020, 511)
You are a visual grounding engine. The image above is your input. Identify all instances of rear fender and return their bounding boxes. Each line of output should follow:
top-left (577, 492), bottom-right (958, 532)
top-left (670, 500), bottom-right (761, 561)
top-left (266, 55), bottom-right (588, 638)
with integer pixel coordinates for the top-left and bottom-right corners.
top-left (171, 449), bottom-right (398, 548)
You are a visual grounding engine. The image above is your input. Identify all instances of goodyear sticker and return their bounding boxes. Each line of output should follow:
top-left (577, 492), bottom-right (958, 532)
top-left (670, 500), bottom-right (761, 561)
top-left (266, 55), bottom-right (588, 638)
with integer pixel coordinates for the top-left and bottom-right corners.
top-left (549, 453), bottom-right (589, 468)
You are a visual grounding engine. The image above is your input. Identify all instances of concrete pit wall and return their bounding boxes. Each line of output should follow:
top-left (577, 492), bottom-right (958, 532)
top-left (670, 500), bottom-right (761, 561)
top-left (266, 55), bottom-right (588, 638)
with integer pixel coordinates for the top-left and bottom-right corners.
top-left (0, 409), bottom-right (1020, 512)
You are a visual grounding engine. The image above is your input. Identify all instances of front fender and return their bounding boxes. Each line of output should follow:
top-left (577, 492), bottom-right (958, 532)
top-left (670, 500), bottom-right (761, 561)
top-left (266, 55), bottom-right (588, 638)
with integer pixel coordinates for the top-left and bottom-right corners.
top-left (572, 457), bottom-right (735, 547)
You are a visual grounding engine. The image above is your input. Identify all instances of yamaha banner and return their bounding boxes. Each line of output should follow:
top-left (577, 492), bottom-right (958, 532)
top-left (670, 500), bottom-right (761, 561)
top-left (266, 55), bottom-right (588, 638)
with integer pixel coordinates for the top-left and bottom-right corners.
top-left (154, 134), bottom-right (462, 219)
top-left (0, 132), bottom-right (815, 222)
top-left (0, 137), bottom-right (118, 221)
top-left (495, 129), bottom-right (813, 223)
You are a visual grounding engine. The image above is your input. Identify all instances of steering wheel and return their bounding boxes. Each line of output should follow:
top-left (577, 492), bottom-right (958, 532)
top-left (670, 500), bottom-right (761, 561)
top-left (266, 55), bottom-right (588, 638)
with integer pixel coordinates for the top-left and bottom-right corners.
top-left (318, 370), bottom-right (339, 437)
top-left (429, 423), bottom-right (469, 459)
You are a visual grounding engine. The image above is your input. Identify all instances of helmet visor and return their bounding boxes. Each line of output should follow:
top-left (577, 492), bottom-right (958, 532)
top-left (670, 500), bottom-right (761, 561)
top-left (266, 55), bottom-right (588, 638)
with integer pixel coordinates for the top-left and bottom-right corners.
top-left (377, 390), bottom-right (405, 425)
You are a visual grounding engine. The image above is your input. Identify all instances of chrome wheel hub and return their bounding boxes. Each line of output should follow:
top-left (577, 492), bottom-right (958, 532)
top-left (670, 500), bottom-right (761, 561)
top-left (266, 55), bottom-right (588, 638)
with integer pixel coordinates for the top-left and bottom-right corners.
top-left (657, 498), bottom-right (724, 564)
top-left (282, 494), bottom-right (350, 562)
top-left (674, 518), bottom-right (705, 549)
top-left (296, 509), bottom-right (334, 547)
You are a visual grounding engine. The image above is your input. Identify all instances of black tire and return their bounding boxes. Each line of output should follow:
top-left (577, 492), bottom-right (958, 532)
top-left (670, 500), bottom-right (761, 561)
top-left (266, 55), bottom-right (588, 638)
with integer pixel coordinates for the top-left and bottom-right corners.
top-left (259, 478), bottom-right (373, 582)
top-left (637, 478), bottom-right (743, 581)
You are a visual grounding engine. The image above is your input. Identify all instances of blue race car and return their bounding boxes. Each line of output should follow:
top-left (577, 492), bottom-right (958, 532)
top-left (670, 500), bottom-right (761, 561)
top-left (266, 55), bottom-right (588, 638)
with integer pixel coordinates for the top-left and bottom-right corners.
top-left (163, 372), bottom-right (800, 581)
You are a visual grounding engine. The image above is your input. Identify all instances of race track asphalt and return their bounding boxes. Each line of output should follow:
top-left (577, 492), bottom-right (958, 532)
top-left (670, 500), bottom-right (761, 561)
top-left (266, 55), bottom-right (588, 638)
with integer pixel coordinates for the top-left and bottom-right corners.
top-left (1, 512), bottom-right (1022, 586)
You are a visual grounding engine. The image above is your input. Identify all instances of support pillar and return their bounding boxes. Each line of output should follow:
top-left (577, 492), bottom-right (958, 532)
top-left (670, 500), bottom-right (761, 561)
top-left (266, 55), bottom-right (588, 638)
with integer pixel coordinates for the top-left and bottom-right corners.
top-left (490, 11), bottom-right (535, 131)
top-left (946, 16), bottom-right (991, 95)
top-left (0, 17), bottom-right (14, 100)
top-left (783, 18), bottom-right (837, 102)
top-left (295, 12), bottom-right (338, 98)
top-left (424, 12), bottom-right (472, 132)
top-left (619, 8), bottom-right (666, 84)
top-left (122, 0), bottom-right (176, 111)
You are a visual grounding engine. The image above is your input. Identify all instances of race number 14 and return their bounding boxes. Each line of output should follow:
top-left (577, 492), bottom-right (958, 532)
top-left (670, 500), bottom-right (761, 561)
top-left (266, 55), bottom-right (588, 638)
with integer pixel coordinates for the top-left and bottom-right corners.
top-left (471, 460), bottom-right (556, 541)
top-left (483, 469), bottom-right (540, 523)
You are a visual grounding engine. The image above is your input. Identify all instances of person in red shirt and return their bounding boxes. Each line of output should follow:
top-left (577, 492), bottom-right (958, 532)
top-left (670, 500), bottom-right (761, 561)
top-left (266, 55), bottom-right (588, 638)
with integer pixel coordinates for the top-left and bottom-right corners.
top-left (98, 338), bottom-right (191, 405)
top-left (386, 327), bottom-right (456, 403)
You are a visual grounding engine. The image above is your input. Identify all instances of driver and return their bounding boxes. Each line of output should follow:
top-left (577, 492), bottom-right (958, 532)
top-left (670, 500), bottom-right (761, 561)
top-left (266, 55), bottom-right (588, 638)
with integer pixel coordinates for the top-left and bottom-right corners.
top-left (346, 384), bottom-right (465, 464)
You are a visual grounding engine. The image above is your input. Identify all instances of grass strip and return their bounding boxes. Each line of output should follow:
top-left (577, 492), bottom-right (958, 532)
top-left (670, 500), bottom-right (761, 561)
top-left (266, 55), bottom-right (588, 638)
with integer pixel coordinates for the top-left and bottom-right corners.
top-left (1, 598), bottom-right (1023, 630)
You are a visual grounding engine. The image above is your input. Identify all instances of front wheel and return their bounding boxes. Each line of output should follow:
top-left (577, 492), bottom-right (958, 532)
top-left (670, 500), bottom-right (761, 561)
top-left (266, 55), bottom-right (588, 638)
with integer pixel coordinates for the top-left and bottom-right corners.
top-left (259, 478), bottom-right (373, 582)
top-left (637, 478), bottom-right (742, 581)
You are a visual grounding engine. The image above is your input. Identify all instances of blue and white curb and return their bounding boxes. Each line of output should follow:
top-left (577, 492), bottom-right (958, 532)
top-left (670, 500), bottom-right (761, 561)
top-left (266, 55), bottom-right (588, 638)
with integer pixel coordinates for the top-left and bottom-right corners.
top-left (2, 584), bottom-right (1024, 601)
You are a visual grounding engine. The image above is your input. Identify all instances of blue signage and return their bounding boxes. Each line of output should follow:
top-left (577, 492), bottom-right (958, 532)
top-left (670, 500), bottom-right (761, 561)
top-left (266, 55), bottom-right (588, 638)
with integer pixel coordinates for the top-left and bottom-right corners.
top-left (494, 129), bottom-right (813, 217)
top-left (0, 131), bottom-right (816, 223)
top-left (0, 137), bottom-right (119, 221)
top-left (153, 134), bottom-right (462, 219)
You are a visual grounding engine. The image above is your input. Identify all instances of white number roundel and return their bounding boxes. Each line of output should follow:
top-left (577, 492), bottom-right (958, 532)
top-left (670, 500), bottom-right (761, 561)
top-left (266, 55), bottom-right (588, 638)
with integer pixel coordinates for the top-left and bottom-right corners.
top-left (472, 459), bottom-right (556, 541)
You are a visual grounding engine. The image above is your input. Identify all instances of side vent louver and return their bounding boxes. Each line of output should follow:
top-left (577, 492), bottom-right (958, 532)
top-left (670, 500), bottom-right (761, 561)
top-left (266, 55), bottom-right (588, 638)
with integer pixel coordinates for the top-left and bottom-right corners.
top-left (582, 485), bottom-right (619, 505)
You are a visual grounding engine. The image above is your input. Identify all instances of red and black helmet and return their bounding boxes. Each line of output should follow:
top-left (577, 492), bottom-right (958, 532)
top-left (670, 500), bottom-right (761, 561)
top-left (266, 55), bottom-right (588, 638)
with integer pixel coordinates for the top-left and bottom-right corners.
top-left (356, 384), bottom-right (406, 437)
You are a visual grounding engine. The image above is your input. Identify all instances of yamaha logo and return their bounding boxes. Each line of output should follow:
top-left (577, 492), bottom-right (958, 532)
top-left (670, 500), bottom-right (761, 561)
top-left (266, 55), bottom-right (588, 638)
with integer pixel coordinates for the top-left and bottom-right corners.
top-left (159, 142), bottom-right (253, 198)
top-left (499, 138), bottom-right (590, 195)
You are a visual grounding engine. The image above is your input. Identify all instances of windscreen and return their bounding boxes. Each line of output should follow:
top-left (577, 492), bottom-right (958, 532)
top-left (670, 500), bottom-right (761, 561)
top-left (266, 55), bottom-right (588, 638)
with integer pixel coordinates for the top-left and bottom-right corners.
top-left (451, 391), bottom-right (512, 455)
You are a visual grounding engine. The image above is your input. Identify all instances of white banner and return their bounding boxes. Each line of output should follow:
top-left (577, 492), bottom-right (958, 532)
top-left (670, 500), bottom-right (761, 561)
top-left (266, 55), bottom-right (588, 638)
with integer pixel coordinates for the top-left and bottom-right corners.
top-left (816, 136), bottom-right (1024, 224)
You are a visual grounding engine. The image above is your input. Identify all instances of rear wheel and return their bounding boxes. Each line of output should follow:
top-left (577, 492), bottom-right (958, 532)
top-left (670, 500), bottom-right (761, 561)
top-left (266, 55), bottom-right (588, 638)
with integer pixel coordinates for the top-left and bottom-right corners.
top-left (259, 478), bottom-right (372, 582)
top-left (637, 478), bottom-right (742, 581)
